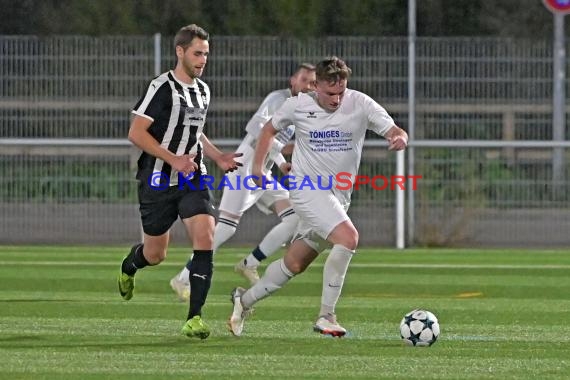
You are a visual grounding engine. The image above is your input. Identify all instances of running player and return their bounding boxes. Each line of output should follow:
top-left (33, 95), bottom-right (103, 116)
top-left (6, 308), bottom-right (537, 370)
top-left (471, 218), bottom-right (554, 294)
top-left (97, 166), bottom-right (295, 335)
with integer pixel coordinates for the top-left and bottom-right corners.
top-left (169, 63), bottom-right (316, 301)
top-left (228, 56), bottom-right (408, 337)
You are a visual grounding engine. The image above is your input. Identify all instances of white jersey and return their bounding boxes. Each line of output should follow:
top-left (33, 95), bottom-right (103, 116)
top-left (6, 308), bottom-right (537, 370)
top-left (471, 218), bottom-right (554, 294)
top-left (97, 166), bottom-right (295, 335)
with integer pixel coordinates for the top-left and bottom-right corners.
top-left (246, 88), bottom-right (294, 142)
top-left (271, 89), bottom-right (394, 205)
top-left (219, 88), bottom-right (295, 216)
top-left (242, 89), bottom-right (295, 169)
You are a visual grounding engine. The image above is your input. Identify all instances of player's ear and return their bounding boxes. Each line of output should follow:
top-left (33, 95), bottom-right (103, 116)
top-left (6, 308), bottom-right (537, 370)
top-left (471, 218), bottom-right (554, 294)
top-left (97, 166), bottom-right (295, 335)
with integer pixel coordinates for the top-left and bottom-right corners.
top-left (289, 75), bottom-right (295, 88)
top-left (175, 45), bottom-right (184, 60)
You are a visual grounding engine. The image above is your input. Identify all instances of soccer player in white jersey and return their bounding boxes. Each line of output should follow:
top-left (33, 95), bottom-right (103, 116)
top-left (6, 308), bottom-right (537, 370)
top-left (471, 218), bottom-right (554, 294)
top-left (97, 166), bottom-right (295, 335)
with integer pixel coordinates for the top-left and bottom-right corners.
top-left (117, 24), bottom-right (242, 340)
top-left (228, 56), bottom-right (408, 337)
top-left (169, 64), bottom-right (316, 301)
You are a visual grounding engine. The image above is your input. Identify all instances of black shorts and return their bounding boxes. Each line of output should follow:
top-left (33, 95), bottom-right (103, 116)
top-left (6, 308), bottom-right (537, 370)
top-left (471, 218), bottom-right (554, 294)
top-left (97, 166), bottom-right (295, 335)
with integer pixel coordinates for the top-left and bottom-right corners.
top-left (138, 180), bottom-right (217, 236)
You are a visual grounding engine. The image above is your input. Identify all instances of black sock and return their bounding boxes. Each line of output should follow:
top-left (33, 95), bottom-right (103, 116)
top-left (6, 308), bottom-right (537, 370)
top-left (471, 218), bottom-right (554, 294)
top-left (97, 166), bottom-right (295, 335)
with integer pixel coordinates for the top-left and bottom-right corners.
top-left (187, 250), bottom-right (213, 319)
top-left (121, 243), bottom-right (148, 276)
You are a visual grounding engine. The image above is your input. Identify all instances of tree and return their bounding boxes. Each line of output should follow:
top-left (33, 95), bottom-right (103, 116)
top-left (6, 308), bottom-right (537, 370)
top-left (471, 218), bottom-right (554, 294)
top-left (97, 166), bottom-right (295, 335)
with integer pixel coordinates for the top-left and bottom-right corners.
top-left (0, 0), bottom-right (563, 38)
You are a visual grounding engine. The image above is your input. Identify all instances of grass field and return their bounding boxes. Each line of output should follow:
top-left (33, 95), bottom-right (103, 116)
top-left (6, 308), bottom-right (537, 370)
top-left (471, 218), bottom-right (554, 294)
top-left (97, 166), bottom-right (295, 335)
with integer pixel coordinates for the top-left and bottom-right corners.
top-left (1, 246), bottom-right (570, 379)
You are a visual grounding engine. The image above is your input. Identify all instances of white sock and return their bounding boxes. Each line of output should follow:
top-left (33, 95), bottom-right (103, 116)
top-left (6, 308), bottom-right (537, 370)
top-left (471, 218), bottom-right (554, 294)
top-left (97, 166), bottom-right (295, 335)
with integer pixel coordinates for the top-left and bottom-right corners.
top-left (241, 258), bottom-right (294, 308)
top-left (213, 216), bottom-right (239, 252)
top-left (320, 244), bottom-right (354, 316)
top-left (177, 266), bottom-right (190, 283)
top-left (244, 209), bottom-right (298, 267)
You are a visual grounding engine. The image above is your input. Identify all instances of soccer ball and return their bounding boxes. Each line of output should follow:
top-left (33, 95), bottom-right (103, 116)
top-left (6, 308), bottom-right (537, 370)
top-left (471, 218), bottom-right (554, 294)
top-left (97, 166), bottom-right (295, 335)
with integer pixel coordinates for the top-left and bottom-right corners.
top-left (399, 309), bottom-right (440, 347)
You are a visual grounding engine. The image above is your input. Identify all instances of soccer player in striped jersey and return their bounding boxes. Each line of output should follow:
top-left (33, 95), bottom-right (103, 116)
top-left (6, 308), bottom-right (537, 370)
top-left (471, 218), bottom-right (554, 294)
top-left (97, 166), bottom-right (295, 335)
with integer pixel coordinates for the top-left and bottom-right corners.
top-left (117, 24), bottom-right (242, 339)
top-left (228, 56), bottom-right (408, 337)
top-left (169, 63), bottom-right (316, 301)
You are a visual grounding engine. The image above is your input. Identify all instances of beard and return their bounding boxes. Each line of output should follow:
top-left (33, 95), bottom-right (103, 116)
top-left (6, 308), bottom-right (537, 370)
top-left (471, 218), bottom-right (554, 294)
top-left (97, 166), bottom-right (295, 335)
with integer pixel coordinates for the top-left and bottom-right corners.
top-left (182, 59), bottom-right (202, 79)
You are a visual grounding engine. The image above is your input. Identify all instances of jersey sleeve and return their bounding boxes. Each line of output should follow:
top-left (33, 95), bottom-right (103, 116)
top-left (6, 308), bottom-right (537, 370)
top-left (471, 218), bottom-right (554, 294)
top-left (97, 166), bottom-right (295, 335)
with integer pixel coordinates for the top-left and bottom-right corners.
top-left (363, 94), bottom-right (395, 137)
top-left (245, 91), bottom-right (287, 138)
top-left (132, 80), bottom-right (171, 122)
top-left (270, 97), bottom-right (297, 132)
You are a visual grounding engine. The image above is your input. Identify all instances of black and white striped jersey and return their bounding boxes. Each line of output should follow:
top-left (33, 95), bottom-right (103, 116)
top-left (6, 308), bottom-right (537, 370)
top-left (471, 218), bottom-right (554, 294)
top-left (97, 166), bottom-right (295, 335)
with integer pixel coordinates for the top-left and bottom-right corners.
top-left (132, 70), bottom-right (210, 186)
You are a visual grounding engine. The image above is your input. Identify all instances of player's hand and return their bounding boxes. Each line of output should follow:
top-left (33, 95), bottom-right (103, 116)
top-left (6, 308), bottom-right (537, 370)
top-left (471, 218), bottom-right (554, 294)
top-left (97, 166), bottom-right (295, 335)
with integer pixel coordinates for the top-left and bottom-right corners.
top-left (279, 162), bottom-right (292, 175)
top-left (388, 135), bottom-right (408, 151)
top-left (171, 154), bottom-right (199, 177)
top-left (216, 152), bottom-right (243, 173)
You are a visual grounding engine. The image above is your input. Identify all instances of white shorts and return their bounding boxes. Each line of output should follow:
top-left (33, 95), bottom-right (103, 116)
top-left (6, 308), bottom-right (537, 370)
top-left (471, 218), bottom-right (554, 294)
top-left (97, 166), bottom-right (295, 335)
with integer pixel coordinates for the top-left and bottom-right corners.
top-left (218, 141), bottom-right (289, 216)
top-left (289, 188), bottom-right (350, 253)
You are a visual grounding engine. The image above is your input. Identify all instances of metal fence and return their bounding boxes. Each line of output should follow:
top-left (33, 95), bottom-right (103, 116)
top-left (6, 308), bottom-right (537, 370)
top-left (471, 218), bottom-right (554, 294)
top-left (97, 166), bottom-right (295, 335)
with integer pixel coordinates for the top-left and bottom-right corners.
top-left (1, 35), bottom-right (569, 247)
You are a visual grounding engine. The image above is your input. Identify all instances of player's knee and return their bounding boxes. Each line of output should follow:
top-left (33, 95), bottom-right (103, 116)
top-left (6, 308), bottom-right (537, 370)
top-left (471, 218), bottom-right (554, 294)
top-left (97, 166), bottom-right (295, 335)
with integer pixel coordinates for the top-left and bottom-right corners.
top-left (283, 256), bottom-right (311, 274)
top-left (341, 229), bottom-right (359, 251)
top-left (284, 260), bottom-right (305, 274)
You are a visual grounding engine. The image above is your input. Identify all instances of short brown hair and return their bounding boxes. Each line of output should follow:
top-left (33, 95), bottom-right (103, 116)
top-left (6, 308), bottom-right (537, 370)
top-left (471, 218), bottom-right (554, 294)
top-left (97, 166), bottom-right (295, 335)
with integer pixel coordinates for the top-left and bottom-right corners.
top-left (174, 24), bottom-right (209, 51)
top-left (294, 62), bottom-right (316, 75)
top-left (316, 56), bottom-right (351, 84)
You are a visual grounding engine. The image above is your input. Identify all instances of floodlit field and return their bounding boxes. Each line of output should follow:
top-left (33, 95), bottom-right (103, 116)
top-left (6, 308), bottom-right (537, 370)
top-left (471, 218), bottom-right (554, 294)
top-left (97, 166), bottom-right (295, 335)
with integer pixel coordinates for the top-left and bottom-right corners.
top-left (1, 246), bottom-right (570, 379)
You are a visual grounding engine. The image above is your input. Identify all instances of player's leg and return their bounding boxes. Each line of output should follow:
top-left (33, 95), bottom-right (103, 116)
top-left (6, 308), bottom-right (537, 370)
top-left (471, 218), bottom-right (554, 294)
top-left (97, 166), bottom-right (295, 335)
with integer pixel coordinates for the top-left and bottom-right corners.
top-left (214, 211), bottom-right (242, 251)
top-left (119, 185), bottom-right (178, 300)
top-left (243, 238), bottom-right (318, 305)
top-left (288, 189), bottom-right (353, 337)
top-left (228, 238), bottom-right (319, 336)
top-left (170, 175), bottom-right (250, 301)
top-left (179, 189), bottom-right (217, 339)
top-left (169, 209), bottom-right (242, 301)
top-left (214, 170), bottom-right (252, 252)
top-left (314, 220), bottom-right (358, 337)
top-left (235, 190), bottom-right (299, 284)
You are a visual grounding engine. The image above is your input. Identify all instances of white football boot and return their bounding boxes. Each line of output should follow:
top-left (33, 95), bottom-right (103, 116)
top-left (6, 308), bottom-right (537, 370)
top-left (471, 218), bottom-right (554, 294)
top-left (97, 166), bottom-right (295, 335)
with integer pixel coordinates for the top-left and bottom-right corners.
top-left (234, 260), bottom-right (260, 285)
top-left (228, 287), bottom-right (252, 336)
top-left (169, 276), bottom-right (190, 302)
top-left (313, 314), bottom-right (347, 337)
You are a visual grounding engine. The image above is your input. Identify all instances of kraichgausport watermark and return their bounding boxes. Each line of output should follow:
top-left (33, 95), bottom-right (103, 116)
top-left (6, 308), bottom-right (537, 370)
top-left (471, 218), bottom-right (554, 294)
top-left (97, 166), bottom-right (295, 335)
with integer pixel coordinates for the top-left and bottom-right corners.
top-left (147, 172), bottom-right (422, 191)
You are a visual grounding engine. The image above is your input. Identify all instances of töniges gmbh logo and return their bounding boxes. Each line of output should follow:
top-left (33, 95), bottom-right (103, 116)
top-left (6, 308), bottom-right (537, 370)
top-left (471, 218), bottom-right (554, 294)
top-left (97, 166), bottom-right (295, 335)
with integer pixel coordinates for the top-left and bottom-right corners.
top-left (147, 172), bottom-right (422, 191)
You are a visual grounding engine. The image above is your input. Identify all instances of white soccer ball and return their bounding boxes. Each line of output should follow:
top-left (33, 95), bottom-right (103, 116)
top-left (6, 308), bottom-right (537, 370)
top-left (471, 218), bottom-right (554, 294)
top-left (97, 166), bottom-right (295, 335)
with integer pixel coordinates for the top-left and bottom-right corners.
top-left (399, 309), bottom-right (440, 347)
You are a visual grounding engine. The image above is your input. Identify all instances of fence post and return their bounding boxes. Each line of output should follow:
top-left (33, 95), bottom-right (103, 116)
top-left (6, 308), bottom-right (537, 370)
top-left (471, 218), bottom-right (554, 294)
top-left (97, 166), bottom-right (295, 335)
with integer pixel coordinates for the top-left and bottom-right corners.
top-left (552, 13), bottom-right (566, 196)
top-left (407, 0), bottom-right (416, 247)
top-left (396, 150), bottom-right (406, 249)
top-left (154, 33), bottom-right (161, 76)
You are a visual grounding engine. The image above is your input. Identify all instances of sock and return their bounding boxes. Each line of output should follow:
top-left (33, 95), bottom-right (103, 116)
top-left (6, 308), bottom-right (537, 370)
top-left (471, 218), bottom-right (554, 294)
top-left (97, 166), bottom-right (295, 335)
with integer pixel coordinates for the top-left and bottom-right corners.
top-left (121, 243), bottom-right (148, 276)
top-left (241, 258), bottom-right (294, 309)
top-left (181, 215), bottom-right (238, 278)
top-left (244, 209), bottom-right (298, 267)
top-left (244, 246), bottom-right (264, 267)
top-left (320, 244), bottom-right (354, 317)
top-left (187, 250), bottom-right (213, 319)
top-left (213, 216), bottom-right (239, 252)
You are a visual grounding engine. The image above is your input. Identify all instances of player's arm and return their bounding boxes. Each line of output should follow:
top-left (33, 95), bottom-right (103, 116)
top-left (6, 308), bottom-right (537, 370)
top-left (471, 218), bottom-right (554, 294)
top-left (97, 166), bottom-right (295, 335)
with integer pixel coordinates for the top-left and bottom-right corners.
top-left (128, 115), bottom-right (197, 176)
top-left (252, 120), bottom-right (279, 185)
top-left (363, 93), bottom-right (407, 151)
top-left (199, 133), bottom-right (243, 173)
top-left (274, 141), bottom-right (294, 174)
top-left (384, 126), bottom-right (408, 151)
top-left (281, 143), bottom-right (295, 155)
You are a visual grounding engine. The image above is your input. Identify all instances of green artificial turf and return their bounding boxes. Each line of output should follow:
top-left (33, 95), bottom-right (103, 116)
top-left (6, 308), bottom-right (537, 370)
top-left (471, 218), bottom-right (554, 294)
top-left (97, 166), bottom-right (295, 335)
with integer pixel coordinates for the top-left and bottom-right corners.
top-left (0, 246), bottom-right (569, 379)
